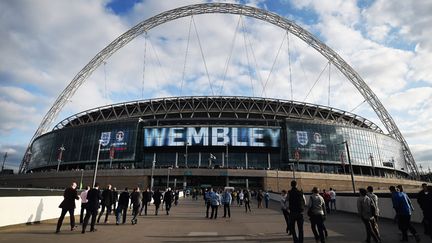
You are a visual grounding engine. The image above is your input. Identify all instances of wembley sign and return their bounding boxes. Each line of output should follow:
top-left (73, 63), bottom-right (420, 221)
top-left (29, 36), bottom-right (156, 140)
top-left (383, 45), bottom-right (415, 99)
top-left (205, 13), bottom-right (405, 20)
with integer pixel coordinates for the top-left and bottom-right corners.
top-left (144, 127), bottom-right (280, 147)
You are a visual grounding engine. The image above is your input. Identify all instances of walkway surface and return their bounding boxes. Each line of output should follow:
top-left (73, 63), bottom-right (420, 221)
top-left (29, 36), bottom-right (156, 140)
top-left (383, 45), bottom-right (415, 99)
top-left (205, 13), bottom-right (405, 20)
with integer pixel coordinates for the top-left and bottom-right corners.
top-left (0, 197), bottom-right (427, 243)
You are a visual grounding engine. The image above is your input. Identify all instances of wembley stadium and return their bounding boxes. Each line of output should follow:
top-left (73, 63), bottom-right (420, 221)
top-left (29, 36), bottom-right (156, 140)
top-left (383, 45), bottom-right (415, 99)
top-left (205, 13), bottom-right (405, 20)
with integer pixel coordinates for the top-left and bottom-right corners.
top-left (16, 96), bottom-right (412, 190)
top-left (2, 3), bottom-right (423, 190)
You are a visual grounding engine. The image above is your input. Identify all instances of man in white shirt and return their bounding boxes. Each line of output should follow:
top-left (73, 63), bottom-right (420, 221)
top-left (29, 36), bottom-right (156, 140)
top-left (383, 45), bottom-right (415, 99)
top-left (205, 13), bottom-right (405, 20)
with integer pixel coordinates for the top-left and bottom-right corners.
top-left (79, 186), bottom-right (90, 224)
top-left (329, 188), bottom-right (336, 211)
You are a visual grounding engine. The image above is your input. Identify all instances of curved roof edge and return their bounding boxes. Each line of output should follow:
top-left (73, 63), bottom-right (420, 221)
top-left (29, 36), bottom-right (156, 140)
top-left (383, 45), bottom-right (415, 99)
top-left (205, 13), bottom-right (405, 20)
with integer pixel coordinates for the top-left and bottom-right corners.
top-left (53, 96), bottom-right (383, 133)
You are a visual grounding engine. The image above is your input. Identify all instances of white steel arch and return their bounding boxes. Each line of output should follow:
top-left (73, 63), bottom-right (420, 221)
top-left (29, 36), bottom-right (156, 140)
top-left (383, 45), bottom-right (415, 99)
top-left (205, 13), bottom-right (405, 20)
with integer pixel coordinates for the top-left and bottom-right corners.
top-left (20, 3), bottom-right (419, 176)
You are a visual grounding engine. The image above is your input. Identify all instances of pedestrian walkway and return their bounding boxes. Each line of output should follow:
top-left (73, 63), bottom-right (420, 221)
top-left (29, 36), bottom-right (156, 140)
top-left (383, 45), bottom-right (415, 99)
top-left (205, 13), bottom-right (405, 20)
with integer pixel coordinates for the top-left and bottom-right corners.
top-left (0, 197), bottom-right (425, 243)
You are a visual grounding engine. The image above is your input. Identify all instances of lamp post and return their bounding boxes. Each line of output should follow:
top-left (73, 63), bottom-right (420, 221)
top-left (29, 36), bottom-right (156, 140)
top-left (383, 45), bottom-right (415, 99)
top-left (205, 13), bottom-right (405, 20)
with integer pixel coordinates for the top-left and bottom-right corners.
top-left (92, 139), bottom-right (103, 188)
top-left (185, 142), bottom-right (189, 168)
top-left (150, 153), bottom-right (156, 191)
top-left (369, 153), bottom-right (375, 176)
top-left (166, 166), bottom-right (172, 189)
top-left (340, 141), bottom-right (356, 194)
top-left (57, 145), bottom-right (65, 172)
top-left (225, 143), bottom-right (229, 168)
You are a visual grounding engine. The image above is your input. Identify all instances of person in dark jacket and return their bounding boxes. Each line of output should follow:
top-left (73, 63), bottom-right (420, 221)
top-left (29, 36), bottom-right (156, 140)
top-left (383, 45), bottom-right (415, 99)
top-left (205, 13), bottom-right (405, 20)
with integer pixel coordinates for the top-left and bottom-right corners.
top-left (140, 188), bottom-right (152, 216)
top-left (112, 187), bottom-right (118, 211)
top-left (418, 183), bottom-right (430, 235)
top-left (82, 183), bottom-right (102, 233)
top-left (130, 187), bottom-right (142, 224)
top-left (163, 187), bottom-right (174, 215)
top-left (153, 189), bottom-right (163, 215)
top-left (288, 180), bottom-right (306, 243)
top-left (56, 182), bottom-right (79, 233)
top-left (97, 184), bottom-right (113, 223)
top-left (116, 187), bottom-right (129, 225)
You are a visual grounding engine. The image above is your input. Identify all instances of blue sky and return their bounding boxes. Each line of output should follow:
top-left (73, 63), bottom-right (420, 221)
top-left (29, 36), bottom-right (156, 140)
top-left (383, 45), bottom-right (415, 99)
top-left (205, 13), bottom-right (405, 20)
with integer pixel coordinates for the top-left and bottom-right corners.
top-left (0, 0), bottom-right (431, 174)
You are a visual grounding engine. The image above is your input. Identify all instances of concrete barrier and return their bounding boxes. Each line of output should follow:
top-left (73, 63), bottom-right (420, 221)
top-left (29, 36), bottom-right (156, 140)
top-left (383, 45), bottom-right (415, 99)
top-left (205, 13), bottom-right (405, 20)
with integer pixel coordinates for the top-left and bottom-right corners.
top-left (269, 192), bottom-right (423, 223)
top-left (0, 196), bottom-right (81, 227)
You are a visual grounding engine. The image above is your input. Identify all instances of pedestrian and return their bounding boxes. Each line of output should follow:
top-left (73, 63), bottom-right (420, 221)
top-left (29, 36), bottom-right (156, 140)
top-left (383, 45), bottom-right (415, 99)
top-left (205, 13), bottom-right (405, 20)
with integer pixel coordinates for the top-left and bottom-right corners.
top-left (425, 186), bottom-right (432, 240)
top-left (82, 183), bottom-right (102, 233)
top-left (140, 187), bottom-right (152, 216)
top-left (97, 184), bottom-right (113, 224)
top-left (79, 185), bottom-right (90, 225)
top-left (56, 182), bottom-right (79, 233)
top-left (418, 183), bottom-right (430, 235)
top-left (210, 189), bottom-right (221, 219)
top-left (280, 189), bottom-right (290, 235)
top-left (222, 188), bottom-right (232, 218)
top-left (244, 189), bottom-right (251, 213)
top-left (130, 187), bottom-right (142, 224)
top-left (367, 186), bottom-right (379, 220)
top-left (115, 187), bottom-right (129, 225)
top-left (288, 180), bottom-right (305, 243)
top-left (322, 189), bottom-right (331, 213)
top-left (205, 188), bottom-right (212, 218)
top-left (264, 191), bottom-right (270, 208)
top-left (152, 188), bottom-right (163, 215)
top-left (329, 188), bottom-right (336, 211)
top-left (257, 190), bottom-right (263, 208)
top-left (389, 185), bottom-right (420, 242)
top-left (308, 187), bottom-right (327, 243)
top-left (163, 187), bottom-right (173, 215)
top-left (239, 190), bottom-right (244, 206)
top-left (112, 187), bottom-right (118, 211)
top-left (174, 189), bottom-right (180, 206)
top-left (357, 188), bottom-right (381, 243)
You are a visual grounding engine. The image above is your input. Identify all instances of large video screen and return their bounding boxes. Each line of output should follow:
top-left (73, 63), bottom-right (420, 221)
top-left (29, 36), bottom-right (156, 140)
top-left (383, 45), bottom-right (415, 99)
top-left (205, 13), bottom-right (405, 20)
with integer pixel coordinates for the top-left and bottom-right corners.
top-left (287, 121), bottom-right (344, 162)
top-left (144, 126), bottom-right (280, 147)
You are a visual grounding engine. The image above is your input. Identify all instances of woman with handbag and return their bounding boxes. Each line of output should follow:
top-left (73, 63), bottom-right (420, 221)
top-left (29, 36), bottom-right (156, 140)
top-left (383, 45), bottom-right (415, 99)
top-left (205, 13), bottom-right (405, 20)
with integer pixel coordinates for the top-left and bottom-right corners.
top-left (308, 187), bottom-right (327, 243)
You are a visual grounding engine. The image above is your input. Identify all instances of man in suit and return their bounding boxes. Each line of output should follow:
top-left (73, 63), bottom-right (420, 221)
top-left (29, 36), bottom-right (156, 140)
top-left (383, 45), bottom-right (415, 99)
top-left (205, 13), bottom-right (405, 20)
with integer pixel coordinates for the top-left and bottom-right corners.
top-left (140, 187), bottom-right (152, 216)
top-left (97, 184), bottom-right (113, 223)
top-left (56, 182), bottom-right (79, 233)
top-left (82, 183), bottom-right (102, 233)
top-left (163, 187), bottom-right (174, 215)
top-left (116, 187), bottom-right (129, 225)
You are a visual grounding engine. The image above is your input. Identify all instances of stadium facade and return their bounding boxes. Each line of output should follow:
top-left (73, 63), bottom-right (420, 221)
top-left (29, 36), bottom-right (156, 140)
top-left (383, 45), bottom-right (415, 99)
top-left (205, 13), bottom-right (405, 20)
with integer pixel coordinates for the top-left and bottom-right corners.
top-left (24, 96), bottom-right (409, 189)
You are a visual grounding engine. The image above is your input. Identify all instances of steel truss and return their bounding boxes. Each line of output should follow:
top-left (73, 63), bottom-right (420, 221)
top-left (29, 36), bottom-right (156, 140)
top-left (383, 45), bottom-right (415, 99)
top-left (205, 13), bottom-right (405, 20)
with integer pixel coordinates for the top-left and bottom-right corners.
top-left (53, 96), bottom-right (382, 132)
top-left (20, 3), bottom-right (418, 176)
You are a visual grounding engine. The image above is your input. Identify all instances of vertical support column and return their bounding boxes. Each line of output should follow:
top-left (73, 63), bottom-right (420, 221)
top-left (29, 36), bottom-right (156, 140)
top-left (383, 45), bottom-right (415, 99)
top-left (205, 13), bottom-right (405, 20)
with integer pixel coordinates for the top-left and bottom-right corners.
top-left (175, 152), bottom-right (178, 168)
top-left (198, 152), bottom-right (201, 167)
top-left (245, 152), bottom-right (248, 169)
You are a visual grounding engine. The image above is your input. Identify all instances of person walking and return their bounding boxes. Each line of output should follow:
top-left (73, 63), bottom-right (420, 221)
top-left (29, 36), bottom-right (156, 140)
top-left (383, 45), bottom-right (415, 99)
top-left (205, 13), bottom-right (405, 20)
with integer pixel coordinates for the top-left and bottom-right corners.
top-left (329, 188), bottom-right (336, 211)
top-left (205, 188), bottom-right (212, 218)
top-left (97, 184), bottom-right (113, 224)
top-left (367, 186), bottom-right (379, 220)
top-left (210, 189), bottom-right (221, 219)
top-left (257, 190), bottom-right (264, 208)
top-left (222, 189), bottom-right (232, 218)
top-left (288, 180), bottom-right (306, 243)
top-left (239, 190), bottom-right (244, 206)
top-left (79, 185), bottom-right (90, 225)
top-left (357, 188), bottom-right (381, 243)
top-left (280, 189), bottom-right (290, 235)
top-left (140, 187), bottom-right (152, 216)
top-left (56, 182), bottom-right (79, 233)
top-left (112, 187), bottom-right (118, 211)
top-left (390, 185), bottom-right (421, 242)
top-left (174, 189), bottom-right (180, 206)
top-left (308, 187), bottom-right (327, 243)
top-left (82, 183), bottom-right (102, 233)
top-left (244, 189), bottom-right (251, 213)
top-left (152, 188), bottom-right (163, 215)
top-left (163, 187), bottom-right (173, 215)
top-left (418, 183), bottom-right (430, 235)
top-left (321, 189), bottom-right (331, 214)
top-left (264, 191), bottom-right (270, 209)
top-left (130, 187), bottom-right (142, 224)
top-left (115, 187), bottom-right (129, 225)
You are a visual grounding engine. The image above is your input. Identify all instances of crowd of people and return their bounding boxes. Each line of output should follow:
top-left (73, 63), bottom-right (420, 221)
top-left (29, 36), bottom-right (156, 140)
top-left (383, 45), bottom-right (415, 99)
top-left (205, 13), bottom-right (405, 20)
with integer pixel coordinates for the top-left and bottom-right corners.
top-left (55, 182), bottom-right (180, 233)
top-left (54, 180), bottom-right (432, 242)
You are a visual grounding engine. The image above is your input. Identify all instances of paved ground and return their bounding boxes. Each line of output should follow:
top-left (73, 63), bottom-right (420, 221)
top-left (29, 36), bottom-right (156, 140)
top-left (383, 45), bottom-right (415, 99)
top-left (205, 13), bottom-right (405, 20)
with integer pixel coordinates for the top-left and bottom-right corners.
top-left (0, 197), bottom-right (428, 243)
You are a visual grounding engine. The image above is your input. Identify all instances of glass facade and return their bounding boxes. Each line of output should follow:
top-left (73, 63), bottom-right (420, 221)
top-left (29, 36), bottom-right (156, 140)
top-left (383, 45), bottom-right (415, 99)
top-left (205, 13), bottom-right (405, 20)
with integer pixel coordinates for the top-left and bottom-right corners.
top-left (286, 120), bottom-right (405, 172)
top-left (28, 121), bottom-right (138, 170)
top-left (28, 120), bottom-right (406, 176)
